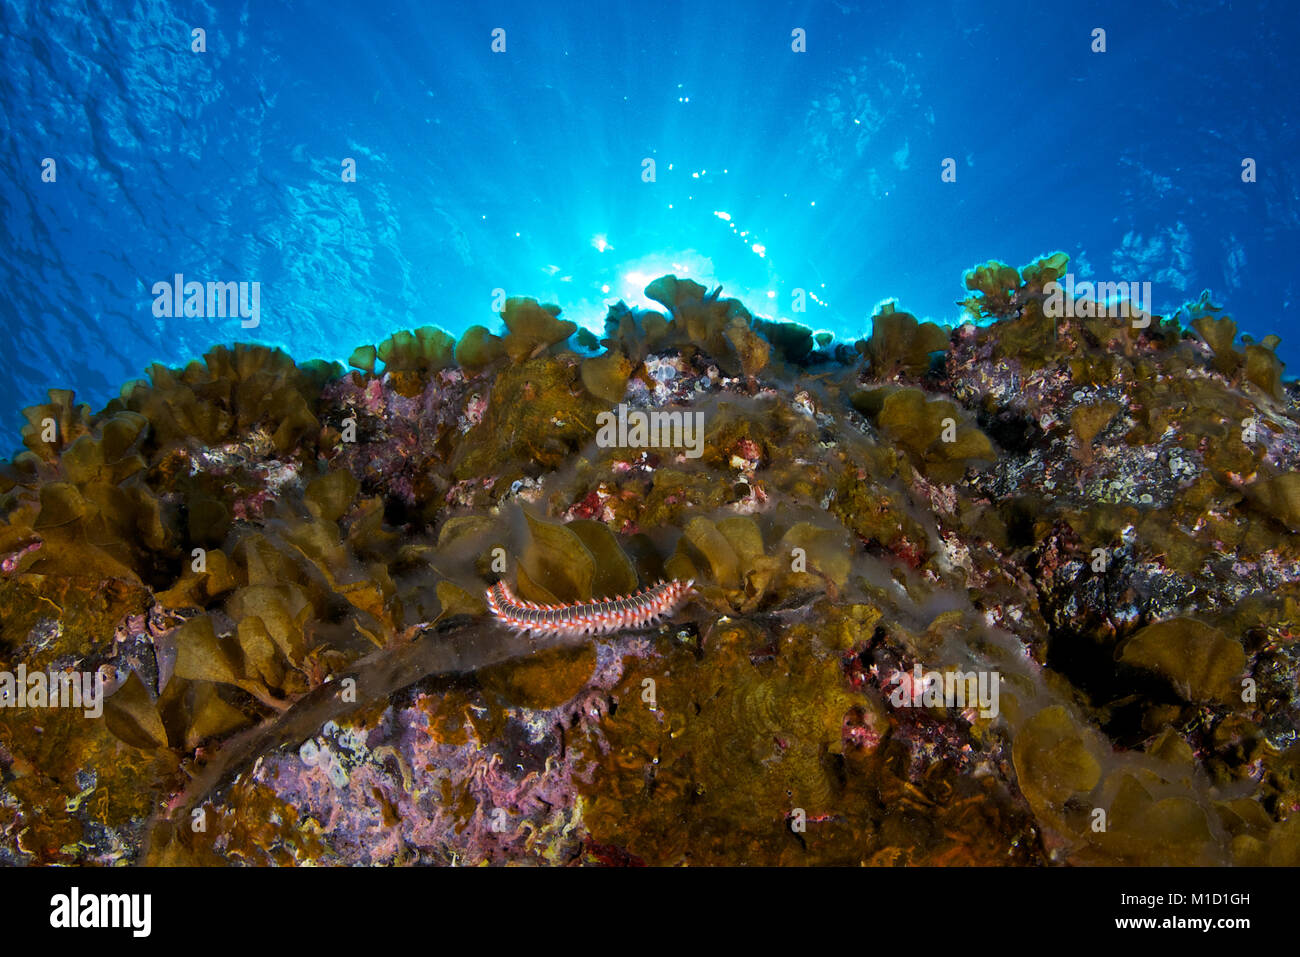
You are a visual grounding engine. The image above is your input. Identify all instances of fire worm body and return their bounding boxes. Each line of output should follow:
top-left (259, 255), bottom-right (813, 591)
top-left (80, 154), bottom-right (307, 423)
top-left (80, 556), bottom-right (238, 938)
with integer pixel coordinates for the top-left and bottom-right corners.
top-left (485, 579), bottom-right (694, 637)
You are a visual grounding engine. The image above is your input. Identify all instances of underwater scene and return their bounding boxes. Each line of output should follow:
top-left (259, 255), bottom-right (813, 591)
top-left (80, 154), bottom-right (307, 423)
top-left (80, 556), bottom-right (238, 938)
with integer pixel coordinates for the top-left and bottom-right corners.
top-left (1, 0), bottom-right (1299, 892)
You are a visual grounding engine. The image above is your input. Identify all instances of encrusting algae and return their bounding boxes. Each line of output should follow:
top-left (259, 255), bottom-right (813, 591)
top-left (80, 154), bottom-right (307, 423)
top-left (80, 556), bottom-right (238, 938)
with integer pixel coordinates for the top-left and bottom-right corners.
top-left (1, 253), bottom-right (1299, 865)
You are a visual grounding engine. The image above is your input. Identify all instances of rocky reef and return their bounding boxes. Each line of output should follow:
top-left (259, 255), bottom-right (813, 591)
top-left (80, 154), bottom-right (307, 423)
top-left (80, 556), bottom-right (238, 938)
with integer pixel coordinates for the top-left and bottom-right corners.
top-left (1, 256), bottom-right (1298, 866)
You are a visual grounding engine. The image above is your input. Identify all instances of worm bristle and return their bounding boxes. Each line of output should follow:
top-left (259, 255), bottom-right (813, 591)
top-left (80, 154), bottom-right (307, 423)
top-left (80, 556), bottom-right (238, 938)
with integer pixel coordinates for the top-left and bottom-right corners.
top-left (486, 578), bottom-right (692, 637)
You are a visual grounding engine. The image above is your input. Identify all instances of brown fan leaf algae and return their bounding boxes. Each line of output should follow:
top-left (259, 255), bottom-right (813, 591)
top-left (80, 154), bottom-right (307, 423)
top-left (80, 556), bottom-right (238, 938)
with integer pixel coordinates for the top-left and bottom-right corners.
top-left (1, 259), bottom-right (1298, 866)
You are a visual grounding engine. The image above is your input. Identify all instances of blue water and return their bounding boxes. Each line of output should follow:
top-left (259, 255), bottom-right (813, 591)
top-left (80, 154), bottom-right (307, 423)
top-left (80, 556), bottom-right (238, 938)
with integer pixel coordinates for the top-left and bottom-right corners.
top-left (2, 0), bottom-right (1297, 451)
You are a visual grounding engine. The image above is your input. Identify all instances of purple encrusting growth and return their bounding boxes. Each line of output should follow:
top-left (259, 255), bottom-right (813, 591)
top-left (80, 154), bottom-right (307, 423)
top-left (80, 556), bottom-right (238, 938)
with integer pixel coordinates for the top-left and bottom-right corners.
top-left (237, 635), bottom-right (655, 864)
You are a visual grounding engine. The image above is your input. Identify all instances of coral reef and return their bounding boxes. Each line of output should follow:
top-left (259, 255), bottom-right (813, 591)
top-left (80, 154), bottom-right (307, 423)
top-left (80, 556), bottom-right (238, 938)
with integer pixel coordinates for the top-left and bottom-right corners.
top-left (1, 258), bottom-right (1298, 867)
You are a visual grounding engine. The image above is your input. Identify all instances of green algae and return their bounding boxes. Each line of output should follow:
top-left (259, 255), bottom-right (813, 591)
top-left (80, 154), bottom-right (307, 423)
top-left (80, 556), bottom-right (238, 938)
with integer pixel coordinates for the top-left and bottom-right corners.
top-left (1244, 471), bottom-right (1300, 531)
top-left (376, 327), bottom-right (457, 375)
top-left (858, 303), bottom-right (949, 378)
top-left (451, 355), bottom-right (605, 489)
top-left (1069, 400), bottom-right (1122, 458)
top-left (960, 259), bottom-right (1025, 319)
top-left (854, 386), bottom-right (995, 482)
top-left (1119, 618), bottom-right (1246, 705)
top-left (1013, 704), bottom-right (1103, 809)
top-left (753, 317), bottom-right (816, 364)
top-left (579, 349), bottom-right (634, 404)
top-left (453, 324), bottom-right (507, 371)
top-left (500, 297), bottom-right (577, 362)
top-left (643, 274), bottom-right (760, 376)
top-left (520, 511), bottom-right (596, 603)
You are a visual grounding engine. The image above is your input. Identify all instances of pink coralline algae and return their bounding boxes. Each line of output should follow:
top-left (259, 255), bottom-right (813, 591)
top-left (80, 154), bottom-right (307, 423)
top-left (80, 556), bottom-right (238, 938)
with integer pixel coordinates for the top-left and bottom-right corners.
top-left (224, 634), bottom-right (658, 865)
